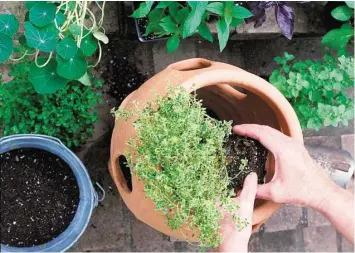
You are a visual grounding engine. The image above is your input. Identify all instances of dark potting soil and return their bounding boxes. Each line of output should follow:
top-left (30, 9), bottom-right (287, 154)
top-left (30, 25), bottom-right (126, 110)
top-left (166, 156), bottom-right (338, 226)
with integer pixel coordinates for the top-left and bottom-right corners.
top-left (0, 148), bottom-right (79, 247)
top-left (102, 39), bottom-right (149, 105)
top-left (224, 134), bottom-right (268, 189)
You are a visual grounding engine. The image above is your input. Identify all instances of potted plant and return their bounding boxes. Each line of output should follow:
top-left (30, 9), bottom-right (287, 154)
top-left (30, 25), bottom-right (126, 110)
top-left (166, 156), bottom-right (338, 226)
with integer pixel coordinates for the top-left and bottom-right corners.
top-left (109, 58), bottom-right (303, 247)
top-left (269, 2), bottom-right (354, 131)
top-left (130, 1), bottom-right (253, 53)
top-left (0, 134), bottom-right (100, 252)
top-left (0, 1), bottom-right (108, 147)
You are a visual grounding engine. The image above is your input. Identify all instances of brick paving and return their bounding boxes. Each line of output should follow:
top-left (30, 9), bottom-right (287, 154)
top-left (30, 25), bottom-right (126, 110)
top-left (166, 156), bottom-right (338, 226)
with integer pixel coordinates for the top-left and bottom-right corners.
top-left (70, 36), bottom-right (354, 252)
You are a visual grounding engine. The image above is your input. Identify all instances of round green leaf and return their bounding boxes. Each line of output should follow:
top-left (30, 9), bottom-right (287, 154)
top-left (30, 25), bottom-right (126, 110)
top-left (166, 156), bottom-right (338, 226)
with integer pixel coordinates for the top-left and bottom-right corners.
top-left (0, 14), bottom-right (19, 37)
top-left (56, 37), bottom-right (78, 59)
top-left (29, 57), bottom-right (68, 94)
top-left (24, 21), bottom-right (58, 52)
top-left (331, 5), bottom-right (354, 21)
top-left (69, 23), bottom-right (81, 35)
top-left (55, 11), bottom-right (66, 27)
top-left (0, 33), bottom-right (13, 63)
top-left (25, 1), bottom-right (42, 10)
top-left (80, 34), bottom-right (98, 57)
top-left (56, 50), bottom-right (87, 80)
top-left (29, 3), bottom-right (56, 27)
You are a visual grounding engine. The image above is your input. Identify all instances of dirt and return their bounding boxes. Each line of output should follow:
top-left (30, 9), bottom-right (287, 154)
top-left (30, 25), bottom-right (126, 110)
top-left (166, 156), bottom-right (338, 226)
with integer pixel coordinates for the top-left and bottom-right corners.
top-left (0, 148), bottom-right (79, 247)
top-left (224, 134), bottom-right (268, 189)
top-left (101, 38), bottom-right (150, 106)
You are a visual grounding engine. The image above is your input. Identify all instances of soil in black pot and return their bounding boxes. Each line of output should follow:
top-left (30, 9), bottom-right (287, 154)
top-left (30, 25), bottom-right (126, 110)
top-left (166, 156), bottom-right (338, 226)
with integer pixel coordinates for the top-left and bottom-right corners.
top-left (0, 148), bottom-right (79, 247)
top-left (224, 134), bottom-right (268, 189)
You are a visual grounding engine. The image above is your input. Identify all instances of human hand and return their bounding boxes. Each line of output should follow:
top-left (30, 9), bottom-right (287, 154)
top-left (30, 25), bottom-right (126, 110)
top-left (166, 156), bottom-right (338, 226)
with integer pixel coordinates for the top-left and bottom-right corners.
top-left (217, 172), bottom-right (257, 252)
top-left (233, 124), bottom-right (337, 209)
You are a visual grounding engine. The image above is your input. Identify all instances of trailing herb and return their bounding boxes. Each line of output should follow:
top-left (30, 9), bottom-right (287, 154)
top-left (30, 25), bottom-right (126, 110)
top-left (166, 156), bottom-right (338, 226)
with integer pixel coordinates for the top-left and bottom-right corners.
top-left (0, 59), bottom-right (103, 147)
top-left (0, 1), bottom-right (108, 94)
top-left (131, 1), bottom-right (253, 53)
top-left (113, 88), bottom-right (248, 248)
top-left (322, 1), bottom-right (354, 54)
top-left (269, 52), bottom-right (354, 130)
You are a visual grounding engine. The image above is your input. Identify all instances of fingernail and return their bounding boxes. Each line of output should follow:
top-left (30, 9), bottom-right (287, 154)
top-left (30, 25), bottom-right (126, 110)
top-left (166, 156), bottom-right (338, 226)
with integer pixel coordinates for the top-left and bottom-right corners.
top-left (248, 172), bottom-right (257, 179)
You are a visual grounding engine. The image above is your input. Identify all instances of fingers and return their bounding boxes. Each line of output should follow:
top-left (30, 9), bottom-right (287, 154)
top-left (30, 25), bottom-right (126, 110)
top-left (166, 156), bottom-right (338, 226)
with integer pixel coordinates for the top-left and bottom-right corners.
top-left (256, 183), bottom-right (273, 200)
top-left (238, 172), bottom-right (258, 216)
top-left (233, 124), bottom-right (290, 154)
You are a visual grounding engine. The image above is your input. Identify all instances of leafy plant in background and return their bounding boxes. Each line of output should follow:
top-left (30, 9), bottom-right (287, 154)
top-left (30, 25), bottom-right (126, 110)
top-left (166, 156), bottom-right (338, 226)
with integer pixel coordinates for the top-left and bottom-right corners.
top-left (0, 58), bottom-right (103, 147)
top-left (246, 1), bottom-right (301, 40)
top-left (131, 1), bottom-right (253, 53)
top-left (270, 52), bottom-right (354, 130)
top-left (0, 1), bottom-right (108, 94)
top-left (322, 1), bottom-right (354, 54)
top-left (113, 88), bottom-right (248, 248)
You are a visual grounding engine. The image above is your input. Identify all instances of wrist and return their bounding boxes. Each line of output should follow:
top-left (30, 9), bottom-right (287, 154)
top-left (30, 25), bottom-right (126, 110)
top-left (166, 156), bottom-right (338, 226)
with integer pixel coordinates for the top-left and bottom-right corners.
top-left (308, 180), bottom-right (340, 212)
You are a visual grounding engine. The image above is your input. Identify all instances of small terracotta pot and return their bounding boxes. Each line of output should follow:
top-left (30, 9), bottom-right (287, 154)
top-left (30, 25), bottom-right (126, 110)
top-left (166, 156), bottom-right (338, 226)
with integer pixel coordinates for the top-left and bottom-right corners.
top-left (109, 58), bottom-right (303, 242)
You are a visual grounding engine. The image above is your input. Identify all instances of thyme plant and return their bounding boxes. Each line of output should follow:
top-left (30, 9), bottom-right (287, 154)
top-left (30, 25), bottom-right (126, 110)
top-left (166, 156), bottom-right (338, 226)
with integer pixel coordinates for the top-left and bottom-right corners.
top-left (113, 89), bottom-right (248, 248)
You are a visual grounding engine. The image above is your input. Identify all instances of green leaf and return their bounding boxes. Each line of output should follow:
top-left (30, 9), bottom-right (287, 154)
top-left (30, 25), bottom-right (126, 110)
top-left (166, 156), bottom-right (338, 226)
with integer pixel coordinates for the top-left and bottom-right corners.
top-left (182, 1), bottom-right (208, 38)
top-left (160, 16), bottom-right (177, 33)
top-left (56, 37), bottom-right (78, 60)
top-left (29, 57), bottom-right (68, 94)
top-left (24, 22), bottom-right (58, 52)
top-left (292, 61), bottom-right (307, 70)
top-left (55, 11), bottom-right (66, 27)
top-left (322, 28), bottom-right (354, 51)
top-left (80, 33), bottom-right (98, 57)
top-left (269, 69), bottom-right (280, 84)
top-left (131, 1), bottom-right (154, 18)
top-left (69, 23), bottom-right (82, 35)
top-left (156, 2), bottom-right (172, 9)
top-left (167, 34), bottom-right (180, 54)
top-left (216, 19), bottom-right (229, 52)
top-left (206, 2), bottom-right (224, 15)
top-left (198, 22), bottom-right (213, 42)
top-left (176, 7), bottom-right (190, 23)
top-left (78, 72), bottom-right (91, 86)
top-left (0, 33), bottom-right (13, 63)
top-left (231, 5), bottom-right (253, 19)
top-left (331, 5), bottom-right (354, 21)
top-left (168, 2), bottom-right (179, 22)
top-left (0, 14), bottom-right (19, 37)
top-left (148, 8), bottom-right (165, 23)
top-left (93, 31), bottom-right (109, 44)
top-left (345, 1), bottom-right (355, 8)
top-left (25, 1), bottom-right (42, 10)
top-left (56, 50), bottom-right (87, 80)
top-left (29, 3), bottom-right (57, 27)
top-left (230, 18), bottom-right (244, 28)
top-left (284, 52), bottom-right (295, 61)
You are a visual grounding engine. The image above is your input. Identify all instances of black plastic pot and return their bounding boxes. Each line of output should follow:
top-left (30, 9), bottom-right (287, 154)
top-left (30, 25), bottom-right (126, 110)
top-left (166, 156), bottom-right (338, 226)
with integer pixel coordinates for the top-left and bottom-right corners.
top-left (131, 2), bottom-right (169, 42)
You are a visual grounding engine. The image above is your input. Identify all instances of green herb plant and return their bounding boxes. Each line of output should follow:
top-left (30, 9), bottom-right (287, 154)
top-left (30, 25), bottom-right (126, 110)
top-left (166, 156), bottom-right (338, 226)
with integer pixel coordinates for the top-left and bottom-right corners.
top-left (322, 1), bottom-right (354, 55)
top-left (0, 58), bottom-right (103, 147)
top-left (112, 88), bottom-right (248, 248)
top-left (0, 1), bottom-right (108, 94)
top-left (270, 52), bottom-right (354, 130)
top-left (131, 1), bottom-right (253, 53)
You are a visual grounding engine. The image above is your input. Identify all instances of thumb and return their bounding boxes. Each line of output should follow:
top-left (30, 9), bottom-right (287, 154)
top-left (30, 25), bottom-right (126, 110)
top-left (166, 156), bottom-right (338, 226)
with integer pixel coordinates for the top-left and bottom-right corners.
top-left (256, 183), bottom-right (273, 200)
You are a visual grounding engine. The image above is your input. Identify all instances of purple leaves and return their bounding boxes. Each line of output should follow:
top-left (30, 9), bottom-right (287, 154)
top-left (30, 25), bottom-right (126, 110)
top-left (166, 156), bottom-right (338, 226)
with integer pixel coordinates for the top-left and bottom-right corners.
top-left (275, 4), bottom-right (295, 39)
top-left (246, 1), bottom-right (295, 39)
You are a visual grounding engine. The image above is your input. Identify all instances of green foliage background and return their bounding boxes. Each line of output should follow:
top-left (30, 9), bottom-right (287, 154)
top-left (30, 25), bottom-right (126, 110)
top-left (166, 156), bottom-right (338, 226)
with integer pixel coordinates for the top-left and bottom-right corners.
top-left (0, 59), bottom-right (103, 147)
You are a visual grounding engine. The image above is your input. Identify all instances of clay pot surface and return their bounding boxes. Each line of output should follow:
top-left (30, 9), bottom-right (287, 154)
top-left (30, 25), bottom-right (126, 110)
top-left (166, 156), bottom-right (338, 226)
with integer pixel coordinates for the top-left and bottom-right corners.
top-left (109, 58), bottom-right (303, 242)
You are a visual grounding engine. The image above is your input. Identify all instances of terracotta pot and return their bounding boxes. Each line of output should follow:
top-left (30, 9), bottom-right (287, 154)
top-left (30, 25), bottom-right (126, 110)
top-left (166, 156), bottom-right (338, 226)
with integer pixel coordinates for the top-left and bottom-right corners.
top-left (109, 58), bottom-right (303, 242)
